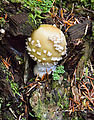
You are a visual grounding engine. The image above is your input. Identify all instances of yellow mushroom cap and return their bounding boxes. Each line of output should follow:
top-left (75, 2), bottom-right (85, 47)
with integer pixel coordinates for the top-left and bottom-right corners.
top-left (26, 24), bottom-right (67, 65)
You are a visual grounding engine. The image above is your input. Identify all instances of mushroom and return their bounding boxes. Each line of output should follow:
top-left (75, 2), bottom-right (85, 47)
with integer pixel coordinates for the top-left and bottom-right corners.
top-left (26, 24), bottom-right (67, 77)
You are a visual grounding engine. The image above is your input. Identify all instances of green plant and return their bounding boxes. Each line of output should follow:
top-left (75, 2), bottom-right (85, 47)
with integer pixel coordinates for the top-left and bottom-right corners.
top-left (0, 17), bottom-right (6, 27)
top-left (80, 0), bottom-right (94, 10)
top-left (23, 0), bottom-right (54, 24)
top-left (5, 73), bottom-right (20, 97)
top-left (53, 65), bottom-right (65, 80)
top-left (7, 0), bottom-right (54, 27)
top-left (9, 79), bottom-right (20, 96)
top-left (6, 0), bottom-right (24, 3)
top-left (0, 58), bottom-right (20, 97)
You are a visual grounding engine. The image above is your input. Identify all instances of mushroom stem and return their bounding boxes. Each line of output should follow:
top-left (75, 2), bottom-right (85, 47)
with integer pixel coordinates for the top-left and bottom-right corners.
top-left (34, 62), bottom-right (57, 77)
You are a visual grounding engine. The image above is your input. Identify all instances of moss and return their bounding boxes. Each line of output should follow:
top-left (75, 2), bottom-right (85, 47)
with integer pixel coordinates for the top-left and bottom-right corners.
top-left (7, 0), bottom-right (54, 26)
top-left (30, 71), bottom-right (70, 119)
top-left (53, 65), bottom-right (65, 80)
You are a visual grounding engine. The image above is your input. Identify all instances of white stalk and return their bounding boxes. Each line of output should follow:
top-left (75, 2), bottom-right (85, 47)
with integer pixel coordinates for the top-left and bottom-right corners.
top-left (34, 62), bottom-right (57, 77)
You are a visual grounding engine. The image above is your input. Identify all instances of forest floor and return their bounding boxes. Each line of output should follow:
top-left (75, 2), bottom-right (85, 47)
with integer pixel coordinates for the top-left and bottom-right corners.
top-left (0, 0), bottom-right (94, 120)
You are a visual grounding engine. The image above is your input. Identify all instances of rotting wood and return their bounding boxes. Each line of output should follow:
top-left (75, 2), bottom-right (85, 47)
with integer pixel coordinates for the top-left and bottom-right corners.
top-left (67, 19), bottom-right (92, 41)
top-left (8, 13), bottom-right (33, 36)
top-left (60, 19), bottom-right (92, 76)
